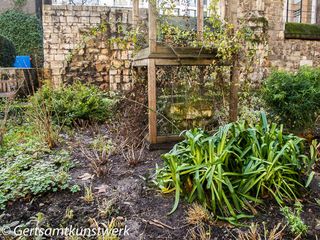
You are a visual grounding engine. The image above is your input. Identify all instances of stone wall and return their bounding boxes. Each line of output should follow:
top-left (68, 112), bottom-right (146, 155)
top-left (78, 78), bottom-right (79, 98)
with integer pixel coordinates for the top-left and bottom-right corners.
top-left (264, 0), bottom-right (320, 71)
top-left (42, 5), bottom-right (146, 90)
top-left (237, 0), bottom-right (320, 76)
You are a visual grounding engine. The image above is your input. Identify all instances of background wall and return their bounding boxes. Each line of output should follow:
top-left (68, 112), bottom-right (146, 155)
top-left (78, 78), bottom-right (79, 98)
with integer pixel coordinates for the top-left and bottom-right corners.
top-left (264, 0), bottom-right (320, 71)
top-left (42, 5), bottom-right (147, 90)
top-left (0, 0), bottom-right (37, 14)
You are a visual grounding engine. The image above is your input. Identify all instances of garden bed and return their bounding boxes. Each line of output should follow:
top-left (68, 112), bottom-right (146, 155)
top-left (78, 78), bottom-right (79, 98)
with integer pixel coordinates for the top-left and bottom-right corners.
top-left (0, 124), bottom-right (319, 239)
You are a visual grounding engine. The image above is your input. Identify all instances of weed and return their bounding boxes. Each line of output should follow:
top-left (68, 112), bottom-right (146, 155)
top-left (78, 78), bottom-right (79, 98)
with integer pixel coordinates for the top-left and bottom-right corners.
top-left (121, 142), bottom-right (145, 167)
top-left (64, 207), bottom-right (74, 220)
top-left (238, 222), bottom-right (286, 240)
top-left (70, 184), bottom-right (81, 193)
top-left (186, 223), bottom-right (212, 240)
top-left (281, 202), bottom-right (308, 237)
top-left (98, 198), bottom-right (117, 218)
top-left (82, 185), bottom-right (94, 203)
top-left (80, 145), bottom-right (109, 177)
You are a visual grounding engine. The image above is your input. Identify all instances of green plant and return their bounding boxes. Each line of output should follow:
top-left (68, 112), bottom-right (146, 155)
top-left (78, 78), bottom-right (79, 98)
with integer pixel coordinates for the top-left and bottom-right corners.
top-left (0, 124), bottom-right (72, 210)
top-left (0, 10), bottom-right (43, 66)
top-left (0, 35), bottom-right (16, 67)
top-left (262, 67), bottom-right (320, 130)
top-left (281, 202), bottom-right (308, 237)
top-left (155, 113), bottom-right (314, 223)
top-left (29, 82), bottom-right (116, 126)
top-left (70, 184), bottom-right (81, 193)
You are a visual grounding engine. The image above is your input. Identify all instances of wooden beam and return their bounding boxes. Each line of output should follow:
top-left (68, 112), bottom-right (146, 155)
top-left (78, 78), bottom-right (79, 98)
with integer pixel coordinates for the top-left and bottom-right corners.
top-left (197, 0), bottom-right (204, 41)
top-left (229, 55), bottom-right (240, 122)
top-left (149, 0), bottom-right (157, 52)
top-left (148, 59), bottom-right (157, 144)
top-left (132, 0), bottom-right (139, 27)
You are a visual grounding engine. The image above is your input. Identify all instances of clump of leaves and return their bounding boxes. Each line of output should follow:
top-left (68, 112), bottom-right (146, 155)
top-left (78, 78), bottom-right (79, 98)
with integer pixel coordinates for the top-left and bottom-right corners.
top-left (262, 67), bottom-right (320, 131)
top-left (28, 82), bottom-right (116, 126)
top-left (0, 124), bottom-right (72, 209)
top-left (155, 112), bottom-right (315, 223)
top-left (281, 202), bottom-right (308, 237)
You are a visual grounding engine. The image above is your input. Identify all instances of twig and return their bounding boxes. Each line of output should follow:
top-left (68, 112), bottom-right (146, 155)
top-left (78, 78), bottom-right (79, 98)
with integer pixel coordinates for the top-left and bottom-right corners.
top-left (141, 218), bottom-right (175, 230)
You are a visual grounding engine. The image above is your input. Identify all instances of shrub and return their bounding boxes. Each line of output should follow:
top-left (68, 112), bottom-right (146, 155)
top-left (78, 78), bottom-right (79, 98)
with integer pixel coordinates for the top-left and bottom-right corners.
top-left (28, 82), bottom-right (116, 126)
top-left (0, 35), bottom-right (16, 67)
top-left (0, 10), bottom-right (43, 66)
top-left (262, 67), bottom-right (320, 131)
top-left (155, 113), bottom-right (316, 223)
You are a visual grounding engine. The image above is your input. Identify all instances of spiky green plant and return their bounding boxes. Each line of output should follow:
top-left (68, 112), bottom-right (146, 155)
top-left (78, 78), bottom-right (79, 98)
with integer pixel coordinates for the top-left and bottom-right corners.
top-left (155, 112), bottom-right (315, 223)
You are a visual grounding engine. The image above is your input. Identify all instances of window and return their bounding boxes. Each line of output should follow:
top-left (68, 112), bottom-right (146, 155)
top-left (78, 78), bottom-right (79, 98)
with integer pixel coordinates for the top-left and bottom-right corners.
top-left (286, 0), bottom-right (319, 24)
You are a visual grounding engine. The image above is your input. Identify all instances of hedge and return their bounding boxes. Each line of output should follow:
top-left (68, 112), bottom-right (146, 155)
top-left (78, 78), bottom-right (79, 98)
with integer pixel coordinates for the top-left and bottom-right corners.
top-left (0, 10), bottom-right (43, 66)
top-left (0, 35), bottom-right (16, 67)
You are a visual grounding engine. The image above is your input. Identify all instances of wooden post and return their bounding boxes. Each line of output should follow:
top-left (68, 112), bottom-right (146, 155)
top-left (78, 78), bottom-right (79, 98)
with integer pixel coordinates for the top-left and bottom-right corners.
top-left (229, 56), bottom-right (240, 122)
top-left (132, 0), bottom-right (139, 27)
top-left (226, 0), bottom-right (240, 122)
top-left (149, 0), bottom-right (157, 52)
top-left (148, 59), bottom-right (157, 144)
top-left (147, 0), bottom-right (157, 144)
top-left (197, 0), bottom-right (204, 41)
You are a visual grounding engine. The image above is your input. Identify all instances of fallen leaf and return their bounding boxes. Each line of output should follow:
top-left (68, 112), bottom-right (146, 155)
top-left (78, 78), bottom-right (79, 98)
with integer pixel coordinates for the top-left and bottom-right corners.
top-left (94, 184), bottom-right (108, 194)
top-left (78, 173), bottom-right (94, 181)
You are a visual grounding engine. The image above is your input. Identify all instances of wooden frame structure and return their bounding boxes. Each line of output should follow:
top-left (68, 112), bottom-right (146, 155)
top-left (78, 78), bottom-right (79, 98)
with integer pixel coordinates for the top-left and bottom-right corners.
top-left (132, 0), bottom-right (218, 147)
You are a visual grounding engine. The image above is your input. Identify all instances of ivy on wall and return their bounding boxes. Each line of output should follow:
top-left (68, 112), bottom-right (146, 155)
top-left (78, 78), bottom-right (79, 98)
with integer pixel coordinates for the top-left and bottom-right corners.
top-left (0, 10), bottom-right (43, 66)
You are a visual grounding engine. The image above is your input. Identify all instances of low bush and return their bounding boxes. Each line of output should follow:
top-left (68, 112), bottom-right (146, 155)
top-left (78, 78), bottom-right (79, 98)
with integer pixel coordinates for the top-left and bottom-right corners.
top-left (28, 82), bottom-right (116, 126)
top-left (155, 113), bottom-right (316, 223)
top-left (262, 67), bottom-right (320, 131)
top-left (0, 35), bottom-right (16, 67)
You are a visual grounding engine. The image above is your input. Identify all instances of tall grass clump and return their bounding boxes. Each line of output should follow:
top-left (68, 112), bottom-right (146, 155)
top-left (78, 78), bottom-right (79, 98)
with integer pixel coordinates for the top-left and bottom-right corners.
top-left (155, 113), bottom-right (317, 223)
